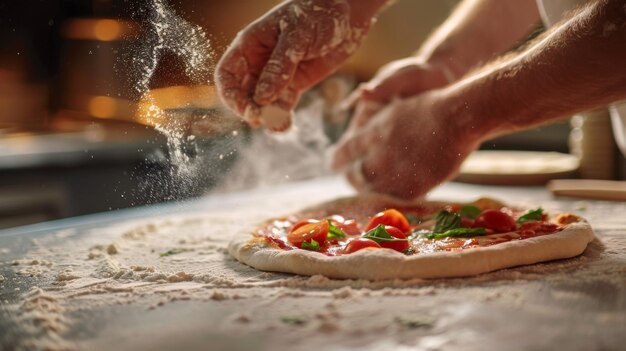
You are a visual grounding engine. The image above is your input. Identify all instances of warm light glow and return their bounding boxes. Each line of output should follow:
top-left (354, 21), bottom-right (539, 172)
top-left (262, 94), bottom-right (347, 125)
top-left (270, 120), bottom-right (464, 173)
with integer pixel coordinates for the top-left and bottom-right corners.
top-left (63, 18), bottom-right (134, 41)
top-left (145, 85), bottom-right (218, 110)
top-left (88, 96), bottom-right (116, 118)
top-left (135, 85), bottom-right (219, 125)
top-left (94, 20), bottom-right (121, 41)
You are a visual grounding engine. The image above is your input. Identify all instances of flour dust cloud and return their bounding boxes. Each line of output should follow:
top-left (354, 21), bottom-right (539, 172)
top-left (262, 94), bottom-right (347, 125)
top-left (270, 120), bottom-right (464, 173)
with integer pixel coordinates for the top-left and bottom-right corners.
top-left (136, 0), bottom-right (214, 172)
top-left (126, 0), bottom-right (218, 201)
top-left (125, 0), bottom-right (332, 203)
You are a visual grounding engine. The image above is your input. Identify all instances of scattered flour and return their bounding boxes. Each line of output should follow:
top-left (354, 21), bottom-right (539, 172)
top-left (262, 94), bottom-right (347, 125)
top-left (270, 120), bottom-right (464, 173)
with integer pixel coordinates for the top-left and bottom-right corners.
top-left (56, 271), bottom-right (80, 282)
top-left (106, 243), bottom-right (120, 255)
top-left (1, 194), bottom-right (625, 351)
top-left (11, 259), bottom-right (53, 277)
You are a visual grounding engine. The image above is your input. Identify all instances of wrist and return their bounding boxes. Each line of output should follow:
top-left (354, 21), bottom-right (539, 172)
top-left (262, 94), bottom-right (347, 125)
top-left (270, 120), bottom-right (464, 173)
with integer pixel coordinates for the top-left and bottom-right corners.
top-left (432, 80), bottom-right (498, 143)
top-left (422, 57), bottom-right (457, 84)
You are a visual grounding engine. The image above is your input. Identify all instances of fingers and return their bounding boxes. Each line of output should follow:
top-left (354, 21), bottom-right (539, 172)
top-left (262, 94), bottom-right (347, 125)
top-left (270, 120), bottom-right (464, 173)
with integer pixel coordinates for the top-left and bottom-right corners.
top-left (345, 157), bottom-right (381, 193)
top-left (339, 87), bottom-right (362, 111)
top-left (215, 40), bottom-right (265, 128)
top-left (344, 153), bottom-right (394, 195)
top-left (354, 60), bottom-right (410, 104)
top-left (341, 57), bottom-right (431, 114)
top-left (359, 63), bottom-right (417, 104)
top-left (332, 99), bottom-right (397, 170)
top-left (331, 126), bottom-right (379, 170)
top-left (359, 81), bottom-right (391, 103)
top-left (215, 51), bottom-right (251, 115)
top-left (345, 158), bottom-right (369, 192)
top-left (253, 29), bottom-right (305, 107)
top-left (217, 46), bottom-right (299, 132)
top-left (218, 26), bottom-right (304, 131)
top-left (345, 154), bottom-right (427, 200)
top-left (348, 100), bottom-right (384, 133)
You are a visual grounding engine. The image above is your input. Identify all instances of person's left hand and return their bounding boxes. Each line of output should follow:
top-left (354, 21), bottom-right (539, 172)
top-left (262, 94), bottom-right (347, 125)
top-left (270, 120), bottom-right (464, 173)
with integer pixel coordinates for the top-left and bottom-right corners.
top-left (342, 57), bottom-right (453, 133)
top-left (331, 90), bottom-right (484, 199)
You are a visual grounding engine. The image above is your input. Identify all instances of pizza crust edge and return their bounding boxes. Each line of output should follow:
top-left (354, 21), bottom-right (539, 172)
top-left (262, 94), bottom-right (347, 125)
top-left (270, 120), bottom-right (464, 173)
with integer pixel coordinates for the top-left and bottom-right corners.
top-left (228, 221), bottom-right (594, 280)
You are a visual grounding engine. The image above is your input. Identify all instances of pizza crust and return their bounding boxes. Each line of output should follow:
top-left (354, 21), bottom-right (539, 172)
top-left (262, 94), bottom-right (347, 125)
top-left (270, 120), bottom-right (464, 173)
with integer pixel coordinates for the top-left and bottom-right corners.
top-left (228, 196), bottom-right (595, 280)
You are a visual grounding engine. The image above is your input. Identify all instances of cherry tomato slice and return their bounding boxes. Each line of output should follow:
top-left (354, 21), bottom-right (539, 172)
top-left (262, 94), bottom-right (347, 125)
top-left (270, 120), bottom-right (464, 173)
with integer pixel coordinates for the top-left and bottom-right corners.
top-left (291, 219), bottom-right (319, 233)
top-left (343, 238), bottom-right (381, 254)
top-left (538, 223), bottom-right (558, 234)
top-left (288, 220), bottom-right (329, 248)
top-left (475, 209), bottom-right (516, 233)
top-left (460, 217), bottom-right (475, 228)
top-left (332, 219), bottom-right (361, 236)
top-left (518, 221), bottom-right (559, 238)
top-left (365, 209), bottom-right (411, 233)
top-left (378, 226), bottom-right (410, 252)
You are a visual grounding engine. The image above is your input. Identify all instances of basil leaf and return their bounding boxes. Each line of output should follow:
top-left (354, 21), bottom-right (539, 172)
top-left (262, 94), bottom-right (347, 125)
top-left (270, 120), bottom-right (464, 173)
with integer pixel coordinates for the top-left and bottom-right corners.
top-left (404, 213), bottom-right (422, 225)
top-left (327, 220), bottom-right (346, 239)
top-left (301, 239), bottom-right (321, 251)
top-left (159, 248), bottom-right (184, 257)
top-left (516, 208), bottom-right (543, 223)
top-left (281, 316), bottom-right (307, 326)
top-left (427, 227), bottom-right (486, 240)
top-left (394, 316), bottom-right (434, 329)
top-left (433, 210), bottom-right (461, 233)
top-left (459, 205), bottom-right (481, 219)
top-left (362, 225), bottom-right (408, 243)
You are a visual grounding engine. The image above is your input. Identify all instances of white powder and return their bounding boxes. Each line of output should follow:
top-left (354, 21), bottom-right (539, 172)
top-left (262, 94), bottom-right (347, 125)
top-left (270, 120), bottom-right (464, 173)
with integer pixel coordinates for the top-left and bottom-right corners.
top-left (127, 0), bottom-right (216, 198)
top-left (3, 194), bottom-right (625, 350)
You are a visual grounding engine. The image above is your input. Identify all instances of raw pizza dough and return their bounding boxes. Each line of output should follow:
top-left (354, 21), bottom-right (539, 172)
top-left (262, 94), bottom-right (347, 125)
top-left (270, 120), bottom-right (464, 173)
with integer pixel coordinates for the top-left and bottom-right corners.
top-left (229, 194), bottom-right (594, 280)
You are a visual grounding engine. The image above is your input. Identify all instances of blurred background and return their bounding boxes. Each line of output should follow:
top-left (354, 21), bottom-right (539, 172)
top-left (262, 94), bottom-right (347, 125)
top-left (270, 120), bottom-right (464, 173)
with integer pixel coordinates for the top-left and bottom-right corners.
top-left (0, 0), bottom-right (619, 229)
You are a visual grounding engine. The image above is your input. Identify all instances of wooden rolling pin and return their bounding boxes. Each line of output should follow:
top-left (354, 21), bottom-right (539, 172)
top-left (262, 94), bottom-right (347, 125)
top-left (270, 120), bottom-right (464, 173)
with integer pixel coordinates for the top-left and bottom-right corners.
top-left (547, 179), bottom-right (626, 201)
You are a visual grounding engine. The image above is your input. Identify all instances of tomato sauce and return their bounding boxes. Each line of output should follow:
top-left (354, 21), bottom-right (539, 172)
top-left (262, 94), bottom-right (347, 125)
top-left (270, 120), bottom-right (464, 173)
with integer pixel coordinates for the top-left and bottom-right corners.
top-left (253, 204), bottom-right (567, 256)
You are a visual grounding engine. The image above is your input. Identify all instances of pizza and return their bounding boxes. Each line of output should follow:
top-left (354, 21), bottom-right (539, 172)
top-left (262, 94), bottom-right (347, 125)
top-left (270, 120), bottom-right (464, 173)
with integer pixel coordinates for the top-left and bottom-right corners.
top-left (229, 194), bottom-right (594, 280)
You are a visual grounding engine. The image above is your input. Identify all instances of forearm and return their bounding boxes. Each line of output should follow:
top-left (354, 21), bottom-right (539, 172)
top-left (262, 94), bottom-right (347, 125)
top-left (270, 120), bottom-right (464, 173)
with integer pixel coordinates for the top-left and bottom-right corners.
top-left (417, 0), bottom-right (540, 79)
top-left (444, 0), bottom-right (626, 140)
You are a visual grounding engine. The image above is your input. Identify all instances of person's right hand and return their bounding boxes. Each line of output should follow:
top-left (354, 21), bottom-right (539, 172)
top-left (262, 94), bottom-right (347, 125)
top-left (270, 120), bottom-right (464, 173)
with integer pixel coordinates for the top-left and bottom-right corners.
top-left (215, 0), bottom-right (375, 131)
top-left (345, 57), bottom-right (454, 130)
top-left (331, 89), bottom-right (485, 199)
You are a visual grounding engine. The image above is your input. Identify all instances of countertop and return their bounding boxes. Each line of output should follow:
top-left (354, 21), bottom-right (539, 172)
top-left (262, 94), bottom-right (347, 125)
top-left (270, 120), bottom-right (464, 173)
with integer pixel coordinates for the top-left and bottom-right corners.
top-left (0, 129), bottom-right (163, 170)
top-left (0, 177), bottom-right (625, 350)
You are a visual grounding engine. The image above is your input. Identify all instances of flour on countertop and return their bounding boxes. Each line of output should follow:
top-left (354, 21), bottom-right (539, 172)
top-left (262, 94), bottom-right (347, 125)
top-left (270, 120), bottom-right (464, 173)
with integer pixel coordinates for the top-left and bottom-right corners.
top-left (2, 197), bottom-right (625, 351)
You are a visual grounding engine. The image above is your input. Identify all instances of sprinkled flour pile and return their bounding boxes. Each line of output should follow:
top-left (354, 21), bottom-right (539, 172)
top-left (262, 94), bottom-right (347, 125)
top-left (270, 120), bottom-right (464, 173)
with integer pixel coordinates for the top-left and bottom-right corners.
top-left (1, 181), bottom-right (625, 351)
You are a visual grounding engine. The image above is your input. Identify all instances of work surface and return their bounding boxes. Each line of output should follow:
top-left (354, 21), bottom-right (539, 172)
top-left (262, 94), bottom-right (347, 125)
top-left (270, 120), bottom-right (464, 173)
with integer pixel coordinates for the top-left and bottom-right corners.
top-left (1, 177), bottom-right (625, 351)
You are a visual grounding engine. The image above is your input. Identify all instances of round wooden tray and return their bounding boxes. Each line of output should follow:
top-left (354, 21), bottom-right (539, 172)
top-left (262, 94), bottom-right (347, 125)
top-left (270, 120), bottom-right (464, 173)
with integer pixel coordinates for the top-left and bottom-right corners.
top-left (455, 150), bottom-right (580, 185)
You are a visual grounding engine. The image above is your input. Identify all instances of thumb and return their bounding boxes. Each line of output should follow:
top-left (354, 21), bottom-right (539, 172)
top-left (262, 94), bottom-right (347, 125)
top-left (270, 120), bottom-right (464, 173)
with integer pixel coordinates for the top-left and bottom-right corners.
top-left (359, 78), bottom-right (395, 104)
top-left (253, 31), bottom-right (305, 106)
top-left (339, 79), bottom-right (388, 112)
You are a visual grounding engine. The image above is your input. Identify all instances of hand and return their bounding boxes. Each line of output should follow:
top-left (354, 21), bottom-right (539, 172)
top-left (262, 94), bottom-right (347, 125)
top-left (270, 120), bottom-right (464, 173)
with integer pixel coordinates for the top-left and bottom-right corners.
top-left (344, 57), bottom-right (453, 130)
top-left (215, 0), bottom-right (373, 131)
top-left (331, 91), bottom-right (483, 199)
